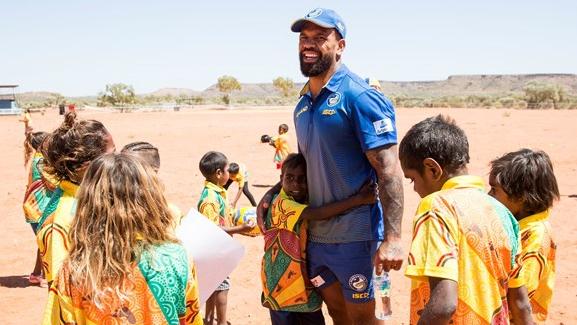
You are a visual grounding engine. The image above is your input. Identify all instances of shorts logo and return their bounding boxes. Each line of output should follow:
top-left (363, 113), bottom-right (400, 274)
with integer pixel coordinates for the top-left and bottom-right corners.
top-left (327, 92), bottom-right (341, 107)
top-left (352, 292), bottom-right (369, 299)
top-left (348, 274), bottom-right (368, 292)
top-left (373, 117), bottom-right (394, 135)
top-left (321, 109), bottom-right (336, 116)
top-left (306, 8), bottom-right (323, 18)
top-left (310, 275), bottom-right (326, 288)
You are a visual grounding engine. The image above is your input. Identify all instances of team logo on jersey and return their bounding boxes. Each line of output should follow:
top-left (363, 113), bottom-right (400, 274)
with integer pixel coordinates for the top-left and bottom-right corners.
top-left (327, 92), bottom-right (341, 107)
top-left (296, 106), bottom-right (308, 118)
top-left (348, 274), bottom-right (368, 292)
top-left (373, 117), bottom-right (394, 135)
top-left (321, 109), bottom-right (336, 116)
top-left (306, 8), bottom-right (323, 18)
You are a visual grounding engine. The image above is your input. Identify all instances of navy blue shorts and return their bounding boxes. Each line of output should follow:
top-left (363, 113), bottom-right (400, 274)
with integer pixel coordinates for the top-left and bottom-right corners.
top-left (307, 241), bottom-right (379, 303)
top-left (269, 309), bottom-right (325, 325)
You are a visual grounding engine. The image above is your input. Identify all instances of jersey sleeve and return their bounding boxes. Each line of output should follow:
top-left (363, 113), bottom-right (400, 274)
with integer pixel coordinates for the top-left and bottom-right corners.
top-left (198, 195), bottom-right (221, 226)
top-left (350, 89), bottom-right (398, 152)
top-left (405, 207), bottom-right (459, 282)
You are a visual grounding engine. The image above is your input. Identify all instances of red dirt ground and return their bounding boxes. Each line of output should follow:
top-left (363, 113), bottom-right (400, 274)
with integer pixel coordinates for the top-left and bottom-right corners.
top-left (1, 107), bottom-right (575, 324)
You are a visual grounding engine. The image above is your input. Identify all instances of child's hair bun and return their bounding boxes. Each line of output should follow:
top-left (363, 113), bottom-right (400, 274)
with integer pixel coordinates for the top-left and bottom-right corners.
top-left (260, 134), bottom-right (271, 143)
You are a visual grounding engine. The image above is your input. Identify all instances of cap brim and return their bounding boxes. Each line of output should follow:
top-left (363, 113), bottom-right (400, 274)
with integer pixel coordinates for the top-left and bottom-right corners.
top-left (290, 18), bottom-right (335, 33)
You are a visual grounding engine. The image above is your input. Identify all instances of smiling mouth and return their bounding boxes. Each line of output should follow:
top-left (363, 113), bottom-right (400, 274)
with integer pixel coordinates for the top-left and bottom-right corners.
top-left (301, 51), bottom-right (320, 63)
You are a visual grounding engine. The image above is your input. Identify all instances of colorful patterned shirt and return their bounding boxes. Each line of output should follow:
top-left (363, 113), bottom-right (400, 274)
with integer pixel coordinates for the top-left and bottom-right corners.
top-left (508, 210), bottom-right (556, 323)
top-left (405, 176), bottom-right (520, 325)
top-left (43, 243), bottom-right (202, 325)
top-left (261, 189), bottom-right (322, 312)
top-left (197, 181), bottom-right (230, 227)
top-left (36, 180), bottom-right (78, 283)
top-left (23, 153), bottom-right (59, 224)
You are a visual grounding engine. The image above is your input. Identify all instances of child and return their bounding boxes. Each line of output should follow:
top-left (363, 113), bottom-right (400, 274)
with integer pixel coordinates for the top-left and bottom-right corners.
top-left (224, 162), bottom-right (257, 207)
top-left (260, 153), bottom-right (377, 325)
top-left (35, 112), bottom-right (115, 286)
top-left (121, 141), bottom-right (184, 229)
top-left (43, 153), bottom-right (203, 325)
top-left (399, 115), bottom-right (533, 324)
top-left (197, 151), bottom-right (255, 325)
top-left (121, 141), bottom-right (160, 172)
top-left (271, 123), bottom-right (292, 169)
top-left (21, 131), bottom-right (49, 286)
top-left (19, 108), bottom-right (33, 135)
top-left (23, 131), bottom-right (48, 172)
top-left (489, 149), bottom-right (559, 323)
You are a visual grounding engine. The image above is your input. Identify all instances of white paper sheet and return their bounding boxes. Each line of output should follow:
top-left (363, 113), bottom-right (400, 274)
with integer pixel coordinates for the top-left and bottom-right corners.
top-left (176, 208), bottom-right (245, 303)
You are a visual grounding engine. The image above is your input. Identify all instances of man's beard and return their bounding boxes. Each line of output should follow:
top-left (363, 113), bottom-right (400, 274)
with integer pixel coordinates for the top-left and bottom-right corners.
top-left (300, 51), bottom-right (333, 77)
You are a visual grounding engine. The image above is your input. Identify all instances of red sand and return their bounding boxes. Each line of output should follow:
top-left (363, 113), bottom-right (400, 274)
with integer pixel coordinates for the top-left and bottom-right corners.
top-left (1, 107), bottom-right (575, 324)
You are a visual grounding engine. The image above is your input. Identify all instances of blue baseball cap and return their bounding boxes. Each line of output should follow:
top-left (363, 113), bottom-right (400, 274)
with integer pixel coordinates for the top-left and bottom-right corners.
top-left (291, 8), bottom-right (346, 39)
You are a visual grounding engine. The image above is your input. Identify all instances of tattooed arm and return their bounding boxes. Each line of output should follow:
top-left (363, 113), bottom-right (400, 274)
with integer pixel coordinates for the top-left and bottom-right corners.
top-left (366, 144), bottom-right (405, 273)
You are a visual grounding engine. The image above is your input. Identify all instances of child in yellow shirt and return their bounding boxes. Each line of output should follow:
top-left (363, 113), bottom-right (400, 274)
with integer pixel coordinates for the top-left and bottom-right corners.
top-left (489, 148), bottom-right (559, 323)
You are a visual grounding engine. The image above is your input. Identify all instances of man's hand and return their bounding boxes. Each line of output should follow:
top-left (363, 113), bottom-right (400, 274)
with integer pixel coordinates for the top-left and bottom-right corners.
top-left (374, 237), bottom-right (404, 274)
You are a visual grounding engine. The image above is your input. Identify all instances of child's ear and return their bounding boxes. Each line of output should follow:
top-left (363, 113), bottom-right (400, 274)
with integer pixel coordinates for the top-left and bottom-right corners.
top-left (423, 158), bottom-right (444, 181)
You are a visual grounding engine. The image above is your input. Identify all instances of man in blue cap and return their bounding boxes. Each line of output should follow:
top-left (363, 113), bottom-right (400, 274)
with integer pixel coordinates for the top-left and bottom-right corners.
top-left (259, 8), bottom-right (405, 325)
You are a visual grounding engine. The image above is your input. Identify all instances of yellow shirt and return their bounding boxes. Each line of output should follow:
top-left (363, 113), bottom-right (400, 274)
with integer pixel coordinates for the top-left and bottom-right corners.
top-left (36, 180), bottom-right (79, 284)
top-left (272, 134), bottom-right (291, 163)
top-left (405, 176), bottom-right (519, 325)
top-left (197, 181), bottom-right (231, 227)
top-left (508, 210), bottom-right (555, 323)
top-left (230, 164), bottom-right (248, 188)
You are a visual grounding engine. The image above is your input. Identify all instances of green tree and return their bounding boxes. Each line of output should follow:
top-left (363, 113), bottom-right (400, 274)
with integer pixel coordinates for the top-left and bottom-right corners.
top-left (97, 83), bottom-right (136, 110)
top-left (217, 75), bottom-right (241, 105)
top-left (273, 77), bottom-right (295, 97)
top-left (523, 82), bottom-right (565, 109)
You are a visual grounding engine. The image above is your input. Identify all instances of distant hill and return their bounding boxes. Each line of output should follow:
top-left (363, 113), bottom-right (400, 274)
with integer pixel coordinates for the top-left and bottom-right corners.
top-left (14, 74), bottom-right (577, 108)
top-left (150, 73), bottom-right (577, 99)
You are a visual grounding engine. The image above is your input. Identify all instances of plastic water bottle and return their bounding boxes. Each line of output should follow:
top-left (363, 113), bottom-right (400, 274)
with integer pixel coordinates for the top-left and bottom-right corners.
top-left (373, 269), bottom-right (392, 320)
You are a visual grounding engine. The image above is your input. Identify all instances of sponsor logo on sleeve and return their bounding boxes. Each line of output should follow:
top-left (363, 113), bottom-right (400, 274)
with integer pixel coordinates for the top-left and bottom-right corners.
top-left (373, 117), bottom-right (394, 135)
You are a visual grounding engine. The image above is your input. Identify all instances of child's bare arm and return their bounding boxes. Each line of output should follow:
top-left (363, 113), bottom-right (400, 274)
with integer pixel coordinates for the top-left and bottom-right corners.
top-left (221, 220), bottom-right (255, 235)
top-left (300, 181), bottom-right (377, 221)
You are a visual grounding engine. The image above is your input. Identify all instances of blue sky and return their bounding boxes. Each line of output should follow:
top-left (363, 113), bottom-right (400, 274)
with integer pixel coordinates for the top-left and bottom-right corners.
top-left (2, 0), bottom-right (576, 96)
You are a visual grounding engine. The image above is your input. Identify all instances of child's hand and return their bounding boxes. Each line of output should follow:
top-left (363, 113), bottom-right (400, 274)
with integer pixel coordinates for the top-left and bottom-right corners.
top-left (356, 180), bottom-right (378, 205)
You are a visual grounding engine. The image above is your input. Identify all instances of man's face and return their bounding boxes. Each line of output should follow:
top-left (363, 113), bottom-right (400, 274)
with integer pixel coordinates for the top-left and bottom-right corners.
top-left (299, 22), bottom-right (342, 77)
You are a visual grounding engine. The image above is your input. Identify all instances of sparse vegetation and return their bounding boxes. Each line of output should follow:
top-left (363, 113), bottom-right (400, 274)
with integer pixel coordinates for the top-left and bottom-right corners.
top-left (97, 83), bottom-right (136, 111)
top-left (273, 77), bottom-right (295, 97)
top-left (217, 75), bottom-right (241, 105)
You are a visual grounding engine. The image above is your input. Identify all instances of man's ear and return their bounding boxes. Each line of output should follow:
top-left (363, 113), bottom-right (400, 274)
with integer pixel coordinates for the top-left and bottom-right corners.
top-left (336, 38), bottom-right (346, 57)
top-left (423, 158), bottom-right (444, 181)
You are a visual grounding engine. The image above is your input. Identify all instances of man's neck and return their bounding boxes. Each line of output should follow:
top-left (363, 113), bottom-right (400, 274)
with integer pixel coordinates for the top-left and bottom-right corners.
top-left (308, 62), bottom-right (340, 99)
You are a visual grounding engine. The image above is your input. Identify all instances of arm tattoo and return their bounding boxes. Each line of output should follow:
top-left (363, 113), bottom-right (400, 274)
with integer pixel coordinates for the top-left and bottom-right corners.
top-left (366, 145), bottom-right (404, 239)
